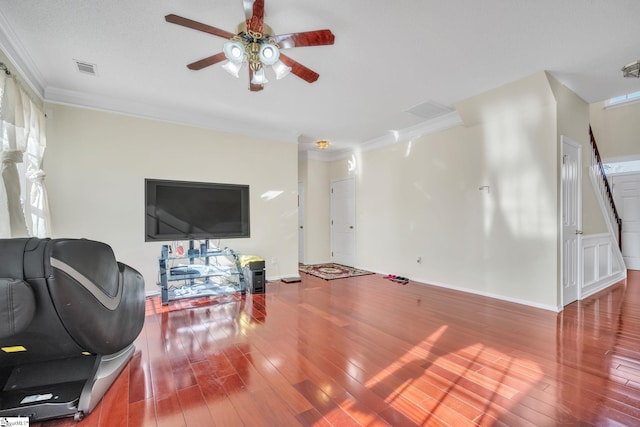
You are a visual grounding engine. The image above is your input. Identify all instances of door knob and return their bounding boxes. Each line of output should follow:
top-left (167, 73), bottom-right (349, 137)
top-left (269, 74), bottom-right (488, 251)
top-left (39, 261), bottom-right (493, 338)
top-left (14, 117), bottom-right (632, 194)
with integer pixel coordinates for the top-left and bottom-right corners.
top-left (575, 230), bottom-right (583, 235)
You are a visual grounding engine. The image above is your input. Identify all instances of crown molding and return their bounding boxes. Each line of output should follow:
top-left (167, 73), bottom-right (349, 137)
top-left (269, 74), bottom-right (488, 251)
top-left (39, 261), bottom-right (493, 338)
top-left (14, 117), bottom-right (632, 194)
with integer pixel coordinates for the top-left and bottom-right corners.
top-left (301, 111), bottom-right (464, 162)
top-left (45, 86), bottom-right (300, 144)
top-left (306, 111), bottom-right (464, 162)
top-left (0, 10), bottom-right (297, 144)
top-left (0, 9), bottom-right (46, 99)
top-left (362, 111), bottom-right (463, 152)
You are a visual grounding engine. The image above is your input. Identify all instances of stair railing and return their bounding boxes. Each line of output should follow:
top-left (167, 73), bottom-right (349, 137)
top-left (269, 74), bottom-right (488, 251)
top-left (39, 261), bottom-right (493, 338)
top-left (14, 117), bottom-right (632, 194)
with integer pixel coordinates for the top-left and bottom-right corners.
top-left (589, 126), bottom-right (622, 249)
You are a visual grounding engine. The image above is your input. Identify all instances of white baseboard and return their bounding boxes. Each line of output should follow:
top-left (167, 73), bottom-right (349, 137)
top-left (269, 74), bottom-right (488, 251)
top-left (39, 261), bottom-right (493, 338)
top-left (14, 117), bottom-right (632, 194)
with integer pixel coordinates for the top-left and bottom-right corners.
top-left (383, 273), bottom-right (562, 312)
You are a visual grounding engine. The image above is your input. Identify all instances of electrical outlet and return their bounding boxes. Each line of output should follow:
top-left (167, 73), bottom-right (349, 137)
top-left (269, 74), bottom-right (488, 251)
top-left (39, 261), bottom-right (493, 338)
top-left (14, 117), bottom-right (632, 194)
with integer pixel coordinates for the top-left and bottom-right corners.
top-left (271, 257), bottom-right (277, 265)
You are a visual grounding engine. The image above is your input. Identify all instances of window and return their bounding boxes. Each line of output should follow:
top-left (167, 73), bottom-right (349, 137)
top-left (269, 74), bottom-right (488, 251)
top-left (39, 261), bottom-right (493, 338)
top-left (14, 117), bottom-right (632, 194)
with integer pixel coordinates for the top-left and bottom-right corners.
top-left (605, 90), bottom-right (640, 109)
top-left (603, 159), bottom-right (640, 175)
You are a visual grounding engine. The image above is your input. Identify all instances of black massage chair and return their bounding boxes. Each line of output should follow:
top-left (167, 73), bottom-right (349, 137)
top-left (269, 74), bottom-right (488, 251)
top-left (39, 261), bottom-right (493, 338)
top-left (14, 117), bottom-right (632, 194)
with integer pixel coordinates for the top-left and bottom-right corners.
top-left (0, 238), bottom-right (145, 421)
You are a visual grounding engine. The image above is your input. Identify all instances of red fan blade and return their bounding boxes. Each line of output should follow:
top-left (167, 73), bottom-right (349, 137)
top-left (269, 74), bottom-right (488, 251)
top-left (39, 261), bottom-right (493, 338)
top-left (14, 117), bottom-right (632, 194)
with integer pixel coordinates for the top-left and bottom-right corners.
top-left (279, 54), bottom-right (319, 83)
top-left (273, 29), bottom-right (335, 49)
top-left (165, 14), bottom-right (235, 39)
top-left (243, 0), bottom-right (255, 21)
top-left (246, 0), bottom-right (264, 33)
top-left (187, 52), bottom-right (227, 70)
top-left (249, 68), bottom-right (264, 92)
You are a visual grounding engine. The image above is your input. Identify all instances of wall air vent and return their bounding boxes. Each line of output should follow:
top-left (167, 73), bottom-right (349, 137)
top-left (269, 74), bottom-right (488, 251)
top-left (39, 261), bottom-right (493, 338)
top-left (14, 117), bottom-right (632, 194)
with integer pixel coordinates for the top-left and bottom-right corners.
top-left (405, 101), bottom-right (454, 120)
top-left (74, 60), bottom-right (97, 76)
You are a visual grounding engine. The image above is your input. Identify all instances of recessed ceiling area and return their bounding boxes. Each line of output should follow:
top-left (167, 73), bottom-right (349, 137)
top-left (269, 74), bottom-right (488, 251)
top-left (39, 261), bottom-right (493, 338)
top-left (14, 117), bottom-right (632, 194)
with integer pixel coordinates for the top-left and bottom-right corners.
top-left (1, 1), bottom-right (640, 155)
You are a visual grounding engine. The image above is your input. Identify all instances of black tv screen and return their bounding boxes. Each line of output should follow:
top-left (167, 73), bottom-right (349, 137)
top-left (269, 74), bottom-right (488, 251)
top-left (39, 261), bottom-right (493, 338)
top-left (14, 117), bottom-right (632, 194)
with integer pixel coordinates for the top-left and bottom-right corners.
top-left (145, 179), bottom-right (250, 242)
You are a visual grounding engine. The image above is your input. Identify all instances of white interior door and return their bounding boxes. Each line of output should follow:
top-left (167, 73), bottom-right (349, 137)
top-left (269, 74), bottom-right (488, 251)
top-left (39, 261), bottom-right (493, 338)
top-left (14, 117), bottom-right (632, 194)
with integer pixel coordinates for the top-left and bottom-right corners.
top-left (331, 177), bottom-right (355, 266)
top-left (612, 173), bottom-right (640, 270)
top-left (561, 137), bottom-right (582, 306)
top-left (298, 181), bottom-right (304, 264)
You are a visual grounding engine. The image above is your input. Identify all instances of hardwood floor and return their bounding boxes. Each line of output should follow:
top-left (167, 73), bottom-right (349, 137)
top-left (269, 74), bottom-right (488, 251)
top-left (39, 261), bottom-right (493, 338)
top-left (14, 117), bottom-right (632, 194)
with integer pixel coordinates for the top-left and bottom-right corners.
top-left (34, 270), bottom-right (640, 426)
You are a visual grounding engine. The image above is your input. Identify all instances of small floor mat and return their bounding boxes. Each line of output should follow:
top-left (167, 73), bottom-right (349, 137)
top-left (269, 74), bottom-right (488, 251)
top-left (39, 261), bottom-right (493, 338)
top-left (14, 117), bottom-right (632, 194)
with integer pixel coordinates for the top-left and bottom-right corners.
top-left (298, 263), bottom-right (374, 280)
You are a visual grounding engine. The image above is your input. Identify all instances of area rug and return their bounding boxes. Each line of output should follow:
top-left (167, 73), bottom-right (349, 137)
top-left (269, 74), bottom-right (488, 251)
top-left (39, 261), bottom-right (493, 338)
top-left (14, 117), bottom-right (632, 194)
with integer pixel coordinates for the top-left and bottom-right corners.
top-left (298, 263), bottom-right (374, 280)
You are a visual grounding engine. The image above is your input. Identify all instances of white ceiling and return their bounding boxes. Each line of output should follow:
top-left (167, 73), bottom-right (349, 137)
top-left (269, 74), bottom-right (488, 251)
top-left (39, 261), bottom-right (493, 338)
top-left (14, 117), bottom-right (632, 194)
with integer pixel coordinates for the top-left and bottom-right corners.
top-left (1, 0), bottom-right (640, 156)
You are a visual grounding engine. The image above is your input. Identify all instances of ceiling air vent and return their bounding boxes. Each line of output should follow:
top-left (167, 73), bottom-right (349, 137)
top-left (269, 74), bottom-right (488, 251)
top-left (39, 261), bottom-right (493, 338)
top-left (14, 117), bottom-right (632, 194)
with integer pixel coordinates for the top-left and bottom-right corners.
top-left (74, 60), bottom-right (97, 76)
top-left (405, 101), bottom-right (454, 120)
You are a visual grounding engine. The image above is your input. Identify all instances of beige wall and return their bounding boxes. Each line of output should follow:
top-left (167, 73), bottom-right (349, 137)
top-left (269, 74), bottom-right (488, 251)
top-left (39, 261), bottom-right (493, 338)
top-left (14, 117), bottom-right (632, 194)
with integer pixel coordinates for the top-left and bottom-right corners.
top-left (590, 100), bottom-right (640, 161)
top-left (548, 74), bottom-right (608, 236)
top-left (13, 47), bottom-right (616, 308)
top-left (45, 104), bottom-right (298, 293)
top-left (329, 72), bottom-right (561, 309)
top-left (548, 74), bottom-right (609, 304)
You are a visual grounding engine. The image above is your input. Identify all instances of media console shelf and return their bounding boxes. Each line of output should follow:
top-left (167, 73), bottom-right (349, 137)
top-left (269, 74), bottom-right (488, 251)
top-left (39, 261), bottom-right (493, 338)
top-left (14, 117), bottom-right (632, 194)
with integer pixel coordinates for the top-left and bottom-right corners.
top-left (158, 240), bottom-right (246, 305)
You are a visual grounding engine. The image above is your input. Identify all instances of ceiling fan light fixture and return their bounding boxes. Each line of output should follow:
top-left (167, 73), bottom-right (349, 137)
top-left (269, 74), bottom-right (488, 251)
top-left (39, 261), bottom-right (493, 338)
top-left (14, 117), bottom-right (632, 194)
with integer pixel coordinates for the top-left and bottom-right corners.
top-left (622, 60), bottom-right (640, 78)
top-left (165, 0), bottom-right (335, 91)
top-left (259, 43), bottom-right (280, 65)
top-left (316, 140), bottom-right (330, 150)
top-left (272, 60), bottom-right (292, 80)
top-left (251, 68), bottom-right (269, 85)
top-left (222, 60), bottom-right (243, 78)
top-left (223, 40), bottom-right (245, 62)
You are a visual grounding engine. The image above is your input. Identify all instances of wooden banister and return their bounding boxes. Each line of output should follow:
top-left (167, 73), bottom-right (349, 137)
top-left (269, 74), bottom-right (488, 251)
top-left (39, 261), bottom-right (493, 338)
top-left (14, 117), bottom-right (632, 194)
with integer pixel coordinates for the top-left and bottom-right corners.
top-left (589, 126), bottom-right (622, 249)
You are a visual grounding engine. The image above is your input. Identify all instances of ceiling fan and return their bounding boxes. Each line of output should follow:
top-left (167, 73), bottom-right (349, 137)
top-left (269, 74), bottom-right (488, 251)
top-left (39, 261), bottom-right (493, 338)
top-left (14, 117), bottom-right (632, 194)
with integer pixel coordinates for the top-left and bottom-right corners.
top-left (165, 0), bottom-right (335, 91)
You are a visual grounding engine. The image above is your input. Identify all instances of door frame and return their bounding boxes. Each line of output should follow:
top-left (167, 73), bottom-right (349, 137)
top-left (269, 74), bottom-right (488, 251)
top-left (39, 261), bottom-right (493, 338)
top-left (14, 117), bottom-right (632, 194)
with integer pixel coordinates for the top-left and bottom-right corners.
top-left (298, 180), bottom-right (305, 264)
top-left (330, 176), bottom-right (356, 266)
top-left (561, 136), bottom-right (583, 307)
top-left (611, 172), bottom-right (640, 270)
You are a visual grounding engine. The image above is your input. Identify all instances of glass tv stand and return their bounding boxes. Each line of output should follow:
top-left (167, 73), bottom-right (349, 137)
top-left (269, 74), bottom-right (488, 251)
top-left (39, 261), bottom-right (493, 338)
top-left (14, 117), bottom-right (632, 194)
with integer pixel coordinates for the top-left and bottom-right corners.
top-left (158, 240), bottom-right (246, 305)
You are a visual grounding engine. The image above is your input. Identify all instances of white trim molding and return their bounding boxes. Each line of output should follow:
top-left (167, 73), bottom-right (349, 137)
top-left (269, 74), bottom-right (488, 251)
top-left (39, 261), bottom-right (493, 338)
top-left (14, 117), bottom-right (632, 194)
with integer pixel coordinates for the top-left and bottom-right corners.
top-left (581, 233), bottom-right (626, 299)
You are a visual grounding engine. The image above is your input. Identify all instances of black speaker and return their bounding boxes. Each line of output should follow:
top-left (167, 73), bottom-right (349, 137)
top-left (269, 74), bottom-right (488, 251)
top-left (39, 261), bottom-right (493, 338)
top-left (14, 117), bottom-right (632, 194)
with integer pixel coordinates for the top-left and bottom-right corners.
top-left (243, 261), bottom-right (265, 294)
top-left (248, 269), bottom-right (265, 294)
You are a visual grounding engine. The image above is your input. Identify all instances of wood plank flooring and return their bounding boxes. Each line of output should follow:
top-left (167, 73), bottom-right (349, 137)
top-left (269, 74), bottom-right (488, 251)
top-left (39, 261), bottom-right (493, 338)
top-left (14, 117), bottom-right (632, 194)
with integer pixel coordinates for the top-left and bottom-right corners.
top-left (34, 270), bottom-right (640, 426)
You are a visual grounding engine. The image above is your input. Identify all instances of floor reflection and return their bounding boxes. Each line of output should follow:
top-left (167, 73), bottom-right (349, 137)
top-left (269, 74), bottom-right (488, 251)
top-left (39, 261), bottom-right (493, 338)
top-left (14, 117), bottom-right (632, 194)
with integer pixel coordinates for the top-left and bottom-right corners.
top-left (555, 276), bottom-right (638, 425)
top-left (97, 273), bottom-right (640, 426)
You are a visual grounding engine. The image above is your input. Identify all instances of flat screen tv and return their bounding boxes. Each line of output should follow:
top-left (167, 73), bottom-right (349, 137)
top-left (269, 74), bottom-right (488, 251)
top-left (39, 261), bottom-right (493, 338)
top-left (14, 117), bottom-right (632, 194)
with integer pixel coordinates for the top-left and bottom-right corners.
top-left (145, 179), bottom-right (250, 242)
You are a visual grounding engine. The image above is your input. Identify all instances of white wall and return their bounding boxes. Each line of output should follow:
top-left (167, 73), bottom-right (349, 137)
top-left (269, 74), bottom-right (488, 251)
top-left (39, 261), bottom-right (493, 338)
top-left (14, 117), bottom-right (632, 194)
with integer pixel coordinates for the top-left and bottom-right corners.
top-left (330, 72), bottom-right (561, 310)
top-left (45, 104), bottom-right (298, 293)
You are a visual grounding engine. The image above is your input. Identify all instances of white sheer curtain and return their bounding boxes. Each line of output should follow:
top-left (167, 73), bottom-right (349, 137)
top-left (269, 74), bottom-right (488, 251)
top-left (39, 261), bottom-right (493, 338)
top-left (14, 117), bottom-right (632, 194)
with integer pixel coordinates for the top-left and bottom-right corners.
top-left (0, 68), bottom-right (51, 238)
